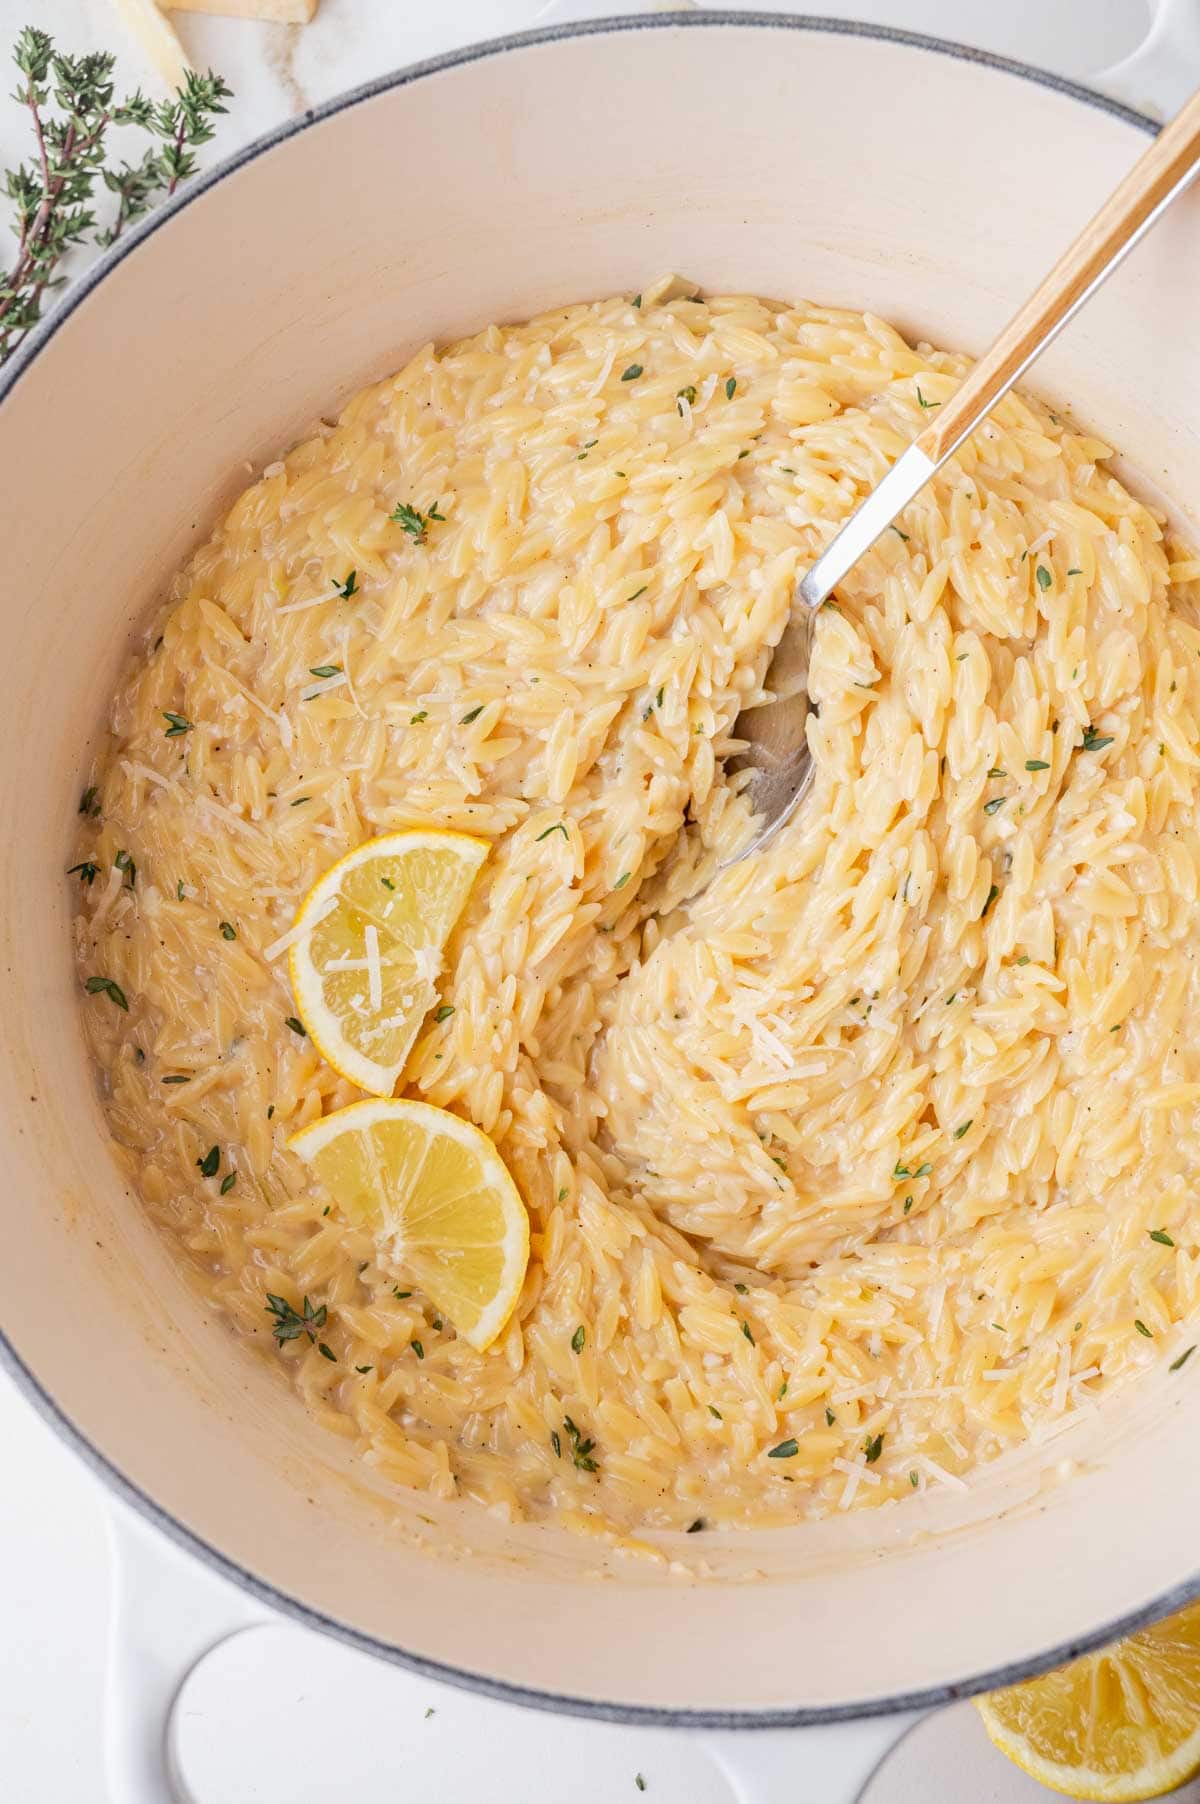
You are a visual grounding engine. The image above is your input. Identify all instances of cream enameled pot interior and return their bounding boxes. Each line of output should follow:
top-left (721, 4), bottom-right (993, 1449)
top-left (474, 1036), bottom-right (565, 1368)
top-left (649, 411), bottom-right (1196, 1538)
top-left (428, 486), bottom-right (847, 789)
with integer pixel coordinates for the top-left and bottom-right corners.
top-left (2, 18), bottom-right (1199, 1719)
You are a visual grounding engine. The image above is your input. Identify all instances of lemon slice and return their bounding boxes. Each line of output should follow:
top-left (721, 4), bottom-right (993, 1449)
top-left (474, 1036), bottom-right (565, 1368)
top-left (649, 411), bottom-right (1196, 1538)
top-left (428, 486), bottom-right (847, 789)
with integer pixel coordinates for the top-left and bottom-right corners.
top-left (977, 1599), bottom-right (1200, 1800)
top-left (288, 1098), bottom-right (529, 1350)
top-left (288, 830), bottom-right (487, 1096)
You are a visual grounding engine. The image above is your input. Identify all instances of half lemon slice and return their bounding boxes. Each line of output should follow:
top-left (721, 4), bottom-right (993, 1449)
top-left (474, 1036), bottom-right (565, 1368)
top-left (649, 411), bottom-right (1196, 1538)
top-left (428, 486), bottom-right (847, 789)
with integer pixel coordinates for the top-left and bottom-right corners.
top-left (977, 1598), bottom-right (1200, 1801)
top-left (288, 830), bottom-right (487, 1096)
top-left (289, 1098), bottom-right (529, 1350)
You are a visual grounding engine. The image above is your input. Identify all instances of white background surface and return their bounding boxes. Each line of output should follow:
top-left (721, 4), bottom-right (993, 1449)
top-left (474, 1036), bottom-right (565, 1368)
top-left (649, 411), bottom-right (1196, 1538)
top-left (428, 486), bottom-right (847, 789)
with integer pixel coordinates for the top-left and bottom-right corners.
top-left (0, 0), bottom-right (1192, 1799)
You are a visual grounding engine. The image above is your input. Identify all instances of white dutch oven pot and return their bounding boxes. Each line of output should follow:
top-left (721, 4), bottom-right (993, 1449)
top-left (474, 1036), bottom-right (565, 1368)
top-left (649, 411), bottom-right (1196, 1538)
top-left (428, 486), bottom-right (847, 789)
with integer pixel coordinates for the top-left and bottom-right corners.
top-left (2, 10), bottom-right (1199, 1800)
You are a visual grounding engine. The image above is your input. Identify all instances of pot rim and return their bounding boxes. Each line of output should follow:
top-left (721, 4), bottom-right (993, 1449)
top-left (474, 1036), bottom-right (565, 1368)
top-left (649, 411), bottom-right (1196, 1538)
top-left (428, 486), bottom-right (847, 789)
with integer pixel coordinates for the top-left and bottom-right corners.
top-left (2, 9), bottom-right (1192, 1729)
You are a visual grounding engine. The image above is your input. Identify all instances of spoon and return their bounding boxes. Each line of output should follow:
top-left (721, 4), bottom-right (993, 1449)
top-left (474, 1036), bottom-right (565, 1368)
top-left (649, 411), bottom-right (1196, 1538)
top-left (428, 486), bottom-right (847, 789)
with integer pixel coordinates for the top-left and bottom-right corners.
top-left (732, 82), bottom-right (1200, 858)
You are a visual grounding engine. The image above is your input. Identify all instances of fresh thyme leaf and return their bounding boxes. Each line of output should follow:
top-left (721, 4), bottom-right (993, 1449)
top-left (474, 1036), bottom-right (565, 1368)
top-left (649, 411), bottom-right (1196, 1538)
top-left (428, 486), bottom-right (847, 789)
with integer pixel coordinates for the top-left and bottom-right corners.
top-left (686, 1519), bottom-right (705, 1534)
top-left (176, 880), bottom-right (186, 900)
top-left (725, 377), bottom-right (736, 399)
top-left (1025, 759), bottom-right (1050, 771)
top-left (953, 1120), bottom-right (972, 1140)
top-left (356, 1364), bottom-right (373, 1374)
top-left (79, 786), bottom-right (101, 817)
top-left (563, 1414), bottom-right (598, 1472)
top-left (708, 1404), bottom-right (723, 1420)
top-left (196, 1144), bottom-right (219, 1179)
top-left (412, 1339), bottom-right (425, 1359)
top-left (317, 1341), bottom-right (336, 1362)
top-left (1080, 724), bottom-right (1114, 753)
top-left (265, 1292), bottom-right (327, 1346)
top-left (988, 768), bottom-right (1006, 780)
top-left (863, 1432), bottom-right (884, 1464)
top-left (1170, 1345), bottom-right (1196, 1372)
top-left (460, 705), bottom-right (484, 724)
top-left (219, 920), bottom-right (236, 940)
top-left (613, 872), bottom-right (631, 889)
top-left (741, 1320), bottom-right (754, 1344)
top-left (551, 1429), bottom-right (561, 1457)
top-left (632, 293), bottom-right (641, 308)
top-left (381, 876), bottom-right (395, 890)
top-left (903, 1195), bottom-right (913, 1213)
top-left (163, 711), bottom-right (192, 737)
top-left (627, 585), bottom-right (648, 601)
top-left (331, 569), bottom-right (358, 599)
top-left (910, 1470), bottom-right (919, 1487)
top-left (620, 363), bottom-right (643, 381)
top-left (393, 1288), bottom-right (411, 1300)
top-left (219, 1171), bottom-right (236, 1194)
top-left (434, 1004), bottom-right (455, 1023)
top-left (84, 974), bottom-right (127, 1010)
top-left (114, 848), bottom-right (136, 885)
top-left (825, 1407), bottom-right (836, 1426)
top-left (557, 1186), bottom-right (568, 1201)
top-left (1150, 1229), bottom-right (1175, 1246)
top-left (982, 883), bottom-right (1000, 917)
top-left (284, 1015), bottom-right (306, 1036)
top-left (1016, 955), bottom-right (1031, 965)
top-left (410, 711), bottom-right (427, 723)
top-left (536, 823), bottom-right (568, 841)
top-left (676, 384), bottom-right (697, 407)
top-left (1067, 567), bottom-right (1082, 576)
top-left (67, 861), bottom-right (98, 884)
top-left (308, 665), bottom-right (341, 679)
top-left (983, 796), bottom-right (1006, 815)
top-left (1035, 564), bottom-right (1052, 590)
top-left (767, 1438), bottom-right (798, 1459)
top-left (916, 385), bottom-right (939, 409)
top-left (161, 1074), bottom-right (189, 1084)
top-left (390, 501), bottom-right (445, 543)
top-left (571, 1324), bottom-right (586, 1354)
top-left (1135, 1319), bottom-right (1153, 1338)
top-left (913, 1162), bottom-right (933, 1179)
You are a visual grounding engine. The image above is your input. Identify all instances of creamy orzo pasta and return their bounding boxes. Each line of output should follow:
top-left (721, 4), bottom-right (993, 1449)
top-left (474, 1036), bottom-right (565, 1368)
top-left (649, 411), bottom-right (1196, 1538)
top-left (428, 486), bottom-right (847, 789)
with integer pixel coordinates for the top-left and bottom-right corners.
top-left (73, 282), bottom-right (1200, 1531)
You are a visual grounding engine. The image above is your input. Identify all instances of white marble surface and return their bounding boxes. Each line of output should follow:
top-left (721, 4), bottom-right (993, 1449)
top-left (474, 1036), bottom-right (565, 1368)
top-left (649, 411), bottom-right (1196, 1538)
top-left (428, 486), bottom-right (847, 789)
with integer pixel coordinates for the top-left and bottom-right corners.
top-left (0, 0), bottom-right (1190, 1798)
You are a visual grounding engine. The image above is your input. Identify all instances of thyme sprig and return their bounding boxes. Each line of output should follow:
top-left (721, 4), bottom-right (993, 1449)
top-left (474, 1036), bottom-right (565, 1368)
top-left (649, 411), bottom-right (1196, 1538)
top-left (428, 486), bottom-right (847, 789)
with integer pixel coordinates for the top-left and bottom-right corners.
top-left (1, 28), bottom-right (231, 366)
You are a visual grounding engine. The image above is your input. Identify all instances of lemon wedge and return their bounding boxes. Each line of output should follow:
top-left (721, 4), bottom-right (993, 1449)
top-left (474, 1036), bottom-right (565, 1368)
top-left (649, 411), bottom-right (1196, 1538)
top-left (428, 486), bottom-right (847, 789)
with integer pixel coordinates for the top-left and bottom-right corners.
top-left (288, 1098), bottom-right (529, 1350)
top-left (288, 830), bottom-right (487, 1096)
top-left (977, 1598), bottom-right (1200, 1800)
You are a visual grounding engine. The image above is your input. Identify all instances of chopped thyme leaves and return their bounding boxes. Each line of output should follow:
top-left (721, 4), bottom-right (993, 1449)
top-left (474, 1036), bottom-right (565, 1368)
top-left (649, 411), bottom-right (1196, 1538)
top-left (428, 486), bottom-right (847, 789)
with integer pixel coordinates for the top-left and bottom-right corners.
top-left (725, 377), bottom-right (736, 398)
top-left (1150, 1229), bottom-right (1175, 1246)
top-left (219, 921), bottom-right (236, 940)
top-left (551, 1429), bottom-right (562, 1457)
top-left (613, 872), bottom-right (631, 889)
top-left (308, 664), bottom-right (341, 679)
top-left (67, 861), bottom-right (98, 884)
top-left (953, 1121), bottom-right (972, 1140)
top-left (79, 786), bottom-right (101, 817)
top-left (916, 385), bottom-right (939, 409)
top-left (460, 705), bottom-right (485, 724)
top-left (863, 1432), bottom-right (884, 1464)
top-left (331, 569), bottom-right (358, 598)
top-left (220, 1172), bottom-right (236, 1194)
top-left (627, 585), bottom-right (648, 601)
top-left (317, 1342), bottom-right (336, 1362)
top-left (1025, 759), bottom-right (1050, 771)
top-left (571, 1324), bottom-right (586, 1354)
top-left (536, 823), bottom-right (568, 841)
top-left (196, 1145), bottom-right (219, 1179)
top-left (1170, 1346), bottom-right (1196, 1372)
top-left (620, 363), bottom-right (643, 381)
top-left (284, 1016), bottom-right (307, 1036)
top-left (391, 501), bottom-right (446, 543)
top-left (162, 711), bottom-right (192, 737)
top-left (768, 1438), bottom-right (798, 1459)
top-left (412, 1339), bottom-right (425, 1359)
top-left (825, 1407), bottom-right (836, 1426)
top-left (162, 1075), bottom-right (189, 1084)
top-left (983, 796), bottom-right (1006, 815)
top-left (709, 1405), bottom-right (723, 1420)
top-left (1134, 1319), bottom-right (1153, 1338)
top-left (1080, 724), bottom-right (1114, 753)
top-left (1035, 564), bottom-right (1052, 590)
top-left (741, 1320), bottom-right (754, 1344)
top-left (84, 975), bottom-right (128, 1011)
top-left (434, 1005), bottom-right (455, 1023)
top-left (410, 711), bottom-right (427, 723)
top-left (988, 767), bottom-right (1006, 779)
top-left (982, 883), bottom-right (1000, 917)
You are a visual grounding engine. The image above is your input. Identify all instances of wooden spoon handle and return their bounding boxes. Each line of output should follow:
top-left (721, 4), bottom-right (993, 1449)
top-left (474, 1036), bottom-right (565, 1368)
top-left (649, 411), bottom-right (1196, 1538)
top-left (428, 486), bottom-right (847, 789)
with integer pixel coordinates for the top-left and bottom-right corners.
top-left (916, 86), bottom-right (1200, 467)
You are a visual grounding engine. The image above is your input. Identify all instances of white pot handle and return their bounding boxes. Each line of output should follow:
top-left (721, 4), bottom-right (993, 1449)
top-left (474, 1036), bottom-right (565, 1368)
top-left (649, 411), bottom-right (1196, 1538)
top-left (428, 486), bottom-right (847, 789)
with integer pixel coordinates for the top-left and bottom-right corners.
top-left (1089, 0), bottom-right (1200, 118)
top-left (105, 1503), bottom-right (267, 1804)
top-left (705, 1712), bottom-right (924, 1804)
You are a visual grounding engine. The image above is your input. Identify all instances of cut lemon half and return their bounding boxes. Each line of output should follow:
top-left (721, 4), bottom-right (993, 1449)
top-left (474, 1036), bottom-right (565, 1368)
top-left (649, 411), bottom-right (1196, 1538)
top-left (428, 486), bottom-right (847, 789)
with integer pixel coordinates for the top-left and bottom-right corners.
top-left (288, 1098), bottom-right (529, 1350)
top-left (977, 1598), bottom-right (1200, 1801)
top-left (288, 830), bottom-right (487, 1096)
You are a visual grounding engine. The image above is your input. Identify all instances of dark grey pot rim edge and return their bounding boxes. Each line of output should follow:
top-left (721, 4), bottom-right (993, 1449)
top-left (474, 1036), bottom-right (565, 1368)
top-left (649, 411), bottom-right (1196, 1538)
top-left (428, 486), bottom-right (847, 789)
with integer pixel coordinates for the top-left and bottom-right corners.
top-left (1, 9), bottom-right (1189, 1731)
